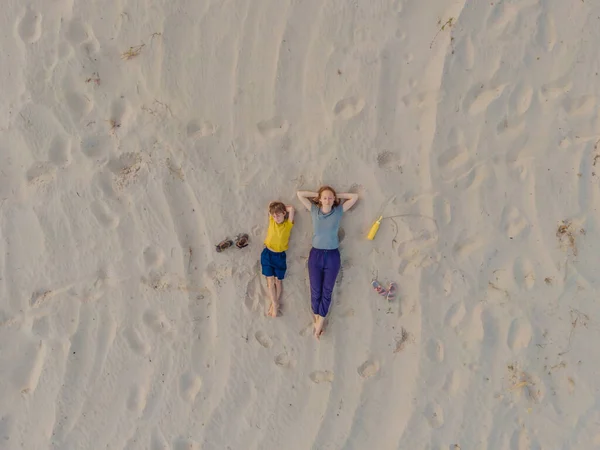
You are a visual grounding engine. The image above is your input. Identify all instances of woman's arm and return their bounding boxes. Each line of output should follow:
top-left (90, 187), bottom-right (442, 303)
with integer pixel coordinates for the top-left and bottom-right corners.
top-left (297, 191), bottom-right (317, 211)
top-left (338, 192), bottom-right (359, 212)
top-left (286, 205), bottom-right (295, 223)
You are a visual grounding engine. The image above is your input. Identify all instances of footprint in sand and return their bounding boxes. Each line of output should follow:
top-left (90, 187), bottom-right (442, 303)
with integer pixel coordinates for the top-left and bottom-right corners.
top-left (174, 438), bottom-right (201, 450)
top-left (434, 197), bottom-right (452, 227)
top-left (507, 318), bottom-right (532, 351)
top-left (299, 321), bottom-right (314, 337)
top-left (466, 85), bottom-right (506, 115)
top-left (109, 152), bottom-right (145, 188)
top-left (66, 19), bottom-right (91, 45)
top-left (0, 332), bottom-right (46, 394)
top-left (501, 206), bottom-right (529, 239)
top-left (453, 236), bottom-right (482, 259)
top-left (496, 111), bottom-right (526, 136)
top-left (143, 246), bottom-right (165, 269)
top-left (65, 91), bottom-right (94, 118)
top-left (254, 330), bottom-right (272, 348)
top-left (510, 428), bottom-right (531, 450)
top-left (333, 97), bottom-right (365, 119)
top-left (309, 370), bottom-right (334, 384)
top-left (187, 120), bottom-right (217, 138)
top-left (437, 145), bottom-right (469, 173)
top-left (110, 98), bottom-right (132, 131)
top-left (48, 135), bottom-right (72, 167)
top-left (91, 200), bottom-right (120, 229)
top-left (486, 1), bottom-right (520, 34)
top-left (17, 8), bottom-right (42, 44)
top-left (0, 415), bottom-right (16, 444)
top-left (150, 428), bottom-right (170, 450)
top-left (443, 370), bottom-right (461, 396)
top-left (454, 34), bottom-right (475, 70)
top-left (563, 95), bottom-right (596, 116)
top-left (540, 76), bottom-right (572, 101)
top-left (124, 327), bottom-right (151, 356)
top-left (274, 353), bottom-right (295, 368)
top-left (127, 382), bottom-right (150, 413)
top-left (444, 302), bottom-right (466, 328)
top-left (441, 270), bottom-right (455, 296)
top-left (257, 116), bottom-right (289, 138)
top-left (467, 303), bottom-right (485, 343)
top-left (143, 310), bottom-right (172, 335)
top-left (244, 266), bottom-right (265, 312)
top-left (81, 134), bottom-right (113, 160)
top-left (78, 269), bottom-right (112, 303)
top-left (508, 83), bottom-right (534, 117)
top-left (401, 90), bottom-right (437, 109)
top-left (535, 13), bottom-right (556, 52)
top-left (424, 402), bottom-right (444, 428)
top-left (358, 360), bottom-right (380, 379)
top-left (32, 316), bottom-right (51, 338)
top-left (26, 162), bottom-right (56, 188)
top-left (513, 257), bottom-right (536, 291)
top-left (377, 151), bottom-right (402, 172)
top-left (427, 339), bottom-right (445, 362)
top-left (340, 308), bottom-right (355, 318)
top-left (179, 372), bottom-right (202, 402)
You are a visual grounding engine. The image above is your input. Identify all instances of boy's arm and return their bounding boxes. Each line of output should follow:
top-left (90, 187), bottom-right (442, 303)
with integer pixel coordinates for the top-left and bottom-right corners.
top-left (286, 205), bottom-right (295, 223)
top-left (338, 192), bottom-right (359, 212)
top-left (297, 191), bottom-right (317, 211)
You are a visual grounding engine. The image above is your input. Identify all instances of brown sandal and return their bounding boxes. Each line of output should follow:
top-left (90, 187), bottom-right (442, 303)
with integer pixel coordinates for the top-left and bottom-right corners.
top-left (235, 234), bottom-right (249, 249)
top-left (215, 238), bottom-right (234, 252)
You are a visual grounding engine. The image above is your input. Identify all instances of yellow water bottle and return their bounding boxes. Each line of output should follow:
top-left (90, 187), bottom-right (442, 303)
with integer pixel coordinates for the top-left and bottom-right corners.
top-left (367, 216), bottom-right (383, 240)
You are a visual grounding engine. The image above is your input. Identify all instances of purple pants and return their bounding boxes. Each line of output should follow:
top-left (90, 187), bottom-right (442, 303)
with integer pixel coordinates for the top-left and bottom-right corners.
top-left (308, 248), bottom-right (341, 317)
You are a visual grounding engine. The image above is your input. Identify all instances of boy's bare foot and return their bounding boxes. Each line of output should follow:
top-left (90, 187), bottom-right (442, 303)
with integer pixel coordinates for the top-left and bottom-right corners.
top-left (268, 302), bottom-right (279, 317)
top-left (314, 316), bottom-right (325, 340)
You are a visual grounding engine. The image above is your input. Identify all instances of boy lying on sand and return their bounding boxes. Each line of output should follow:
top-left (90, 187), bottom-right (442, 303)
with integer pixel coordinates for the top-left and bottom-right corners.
top-left (261, 201), bottom-right (295, 317)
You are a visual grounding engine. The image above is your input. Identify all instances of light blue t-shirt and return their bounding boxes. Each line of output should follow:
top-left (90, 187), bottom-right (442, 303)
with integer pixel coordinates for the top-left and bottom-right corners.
top-left (311, 203), bottom-right (343, 249)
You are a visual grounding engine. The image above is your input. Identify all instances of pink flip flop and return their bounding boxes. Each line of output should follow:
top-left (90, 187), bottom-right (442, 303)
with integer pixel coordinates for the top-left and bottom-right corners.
top-left (386, 282), bottom-right (397, 302)
top-left (371, 280), bottom-right (388, 297)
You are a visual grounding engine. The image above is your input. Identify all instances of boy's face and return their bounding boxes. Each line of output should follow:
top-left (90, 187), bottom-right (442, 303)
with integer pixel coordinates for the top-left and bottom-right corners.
top-left (272, 211), bottom-right (286, 224)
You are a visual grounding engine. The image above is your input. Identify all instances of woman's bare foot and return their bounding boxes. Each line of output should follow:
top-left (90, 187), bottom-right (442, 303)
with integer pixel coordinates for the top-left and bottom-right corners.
top-left (314, 315), bottom-right (325, 339)
top-left (268, 302), bottom-right (279, 317)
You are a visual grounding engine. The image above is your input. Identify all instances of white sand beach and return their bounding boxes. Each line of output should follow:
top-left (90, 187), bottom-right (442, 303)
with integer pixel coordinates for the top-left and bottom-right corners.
top-left (1, 0), bottom-right (600, 448)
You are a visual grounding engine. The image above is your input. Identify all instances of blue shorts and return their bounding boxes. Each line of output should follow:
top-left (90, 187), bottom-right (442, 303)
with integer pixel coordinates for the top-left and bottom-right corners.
top-left (261, 247), bottom-right (287, 280)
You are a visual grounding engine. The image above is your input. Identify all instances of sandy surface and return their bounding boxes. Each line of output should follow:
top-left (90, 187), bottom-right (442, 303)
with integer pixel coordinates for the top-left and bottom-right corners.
top-left (1, 0), bottom-right (600, 449)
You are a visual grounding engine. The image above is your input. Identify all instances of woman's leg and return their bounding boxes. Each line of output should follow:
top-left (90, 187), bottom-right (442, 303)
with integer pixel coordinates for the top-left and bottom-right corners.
top-left (307, 248), bottom-right (324, 315)
top-left (319, 249), bottom-right (341, 317)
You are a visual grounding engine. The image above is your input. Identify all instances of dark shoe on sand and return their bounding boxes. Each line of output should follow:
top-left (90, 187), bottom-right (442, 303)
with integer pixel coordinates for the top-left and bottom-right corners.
top-left (235, 234), bottom-right (249, 249)
top-left (216, 239), bottom-right (234, 252)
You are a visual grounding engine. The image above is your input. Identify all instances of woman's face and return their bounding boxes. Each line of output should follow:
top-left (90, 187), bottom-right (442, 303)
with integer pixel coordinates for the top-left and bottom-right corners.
top-left (319, 190), bottom-right (336, 208)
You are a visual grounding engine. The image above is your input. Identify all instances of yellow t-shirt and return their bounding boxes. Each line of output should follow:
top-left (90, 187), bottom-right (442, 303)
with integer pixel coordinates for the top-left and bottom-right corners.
top-left (264, 216), bottom-right (293, 252)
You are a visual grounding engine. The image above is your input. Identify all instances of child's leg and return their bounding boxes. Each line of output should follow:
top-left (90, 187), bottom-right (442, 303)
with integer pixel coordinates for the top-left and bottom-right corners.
top-left (275, 278), bottom-right (283, 303)
top-left (268, 278), bottom-right (283, 317)
top-left (274, 252), bottom-right (285, 306)
top-left (266, 276), bottom-right (278, 317)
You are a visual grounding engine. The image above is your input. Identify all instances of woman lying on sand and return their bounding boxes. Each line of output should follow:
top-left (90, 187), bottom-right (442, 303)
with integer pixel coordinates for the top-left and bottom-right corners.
top-left (297, 186), bottom-right (358, 339)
